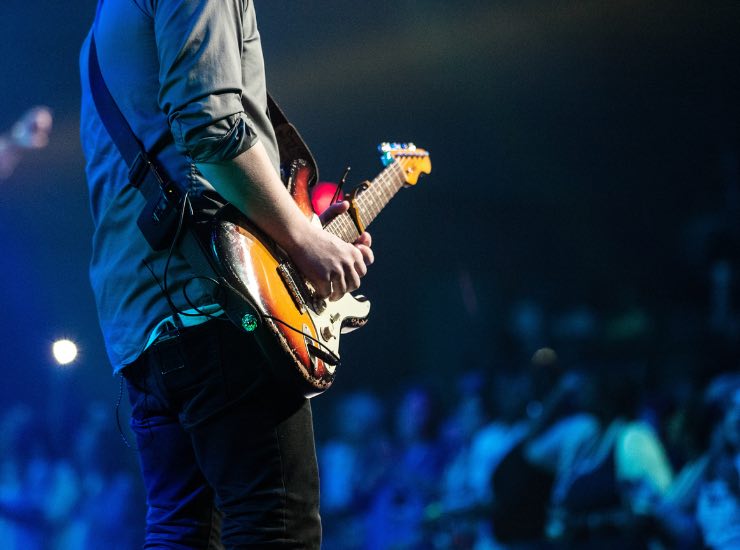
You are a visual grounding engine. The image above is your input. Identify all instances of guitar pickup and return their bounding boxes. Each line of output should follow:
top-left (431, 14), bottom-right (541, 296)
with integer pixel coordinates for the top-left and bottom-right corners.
top-left (276, 261), bottom-right (327, 315)
top-left (277, 262), bottom-right (307, 314)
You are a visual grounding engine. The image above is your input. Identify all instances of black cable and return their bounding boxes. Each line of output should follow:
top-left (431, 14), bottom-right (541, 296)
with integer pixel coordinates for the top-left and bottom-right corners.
top-left (262, 314), bottom-right (341, 365)
top-left (143, 259), bottom-right (166, 297)
top-left (161, 189), bottom-right (193, 317)
top-left (181, 275), bottom-right (228, 320)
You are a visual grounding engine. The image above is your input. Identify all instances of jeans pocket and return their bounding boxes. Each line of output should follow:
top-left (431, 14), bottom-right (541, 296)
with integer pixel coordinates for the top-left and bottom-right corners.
top-left (164, 322), bottom-right (264, 430)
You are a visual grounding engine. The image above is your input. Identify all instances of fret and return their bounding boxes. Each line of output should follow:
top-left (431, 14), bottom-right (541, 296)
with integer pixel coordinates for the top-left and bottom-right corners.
top-left (355, 161), bottom-right (405, 228)
top-left (380, 168), bottom-right (395, 203)
top-left (341, 215), bottom-right (359, 242)
top-left (325, 212), bottom-right (359, 243)
top-left (322, 150), bottom-right (427, 244)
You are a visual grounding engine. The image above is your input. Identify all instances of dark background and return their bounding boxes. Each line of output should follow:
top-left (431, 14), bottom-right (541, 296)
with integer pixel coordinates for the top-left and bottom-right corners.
top-left (1, 0), bottom-right (739, 446)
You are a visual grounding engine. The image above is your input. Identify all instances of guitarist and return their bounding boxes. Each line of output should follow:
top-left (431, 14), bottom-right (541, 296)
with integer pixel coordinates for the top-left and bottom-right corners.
top-left (80, 0), bottom-right (373, 548)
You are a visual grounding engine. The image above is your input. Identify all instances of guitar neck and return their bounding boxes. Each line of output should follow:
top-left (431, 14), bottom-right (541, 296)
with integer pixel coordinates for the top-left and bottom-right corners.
top-left (323, 161), bottom-right (406, 243)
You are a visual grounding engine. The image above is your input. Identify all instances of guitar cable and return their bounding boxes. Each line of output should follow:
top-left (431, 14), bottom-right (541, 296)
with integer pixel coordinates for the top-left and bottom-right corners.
top-left (161, 189), bottom-right (222, 321)
top-left (261, 314), bottom-right (341, 366)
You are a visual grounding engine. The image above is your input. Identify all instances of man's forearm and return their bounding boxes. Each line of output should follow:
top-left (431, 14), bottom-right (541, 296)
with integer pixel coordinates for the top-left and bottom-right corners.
top-left (195, 140), bottom-right (313, 254)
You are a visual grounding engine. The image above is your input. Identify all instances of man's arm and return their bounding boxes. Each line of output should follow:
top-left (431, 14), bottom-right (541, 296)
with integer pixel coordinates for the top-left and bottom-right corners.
top-left (196, 141), bottom-right (373, 301)
top-left (149, 0), bottom-right (371, 299)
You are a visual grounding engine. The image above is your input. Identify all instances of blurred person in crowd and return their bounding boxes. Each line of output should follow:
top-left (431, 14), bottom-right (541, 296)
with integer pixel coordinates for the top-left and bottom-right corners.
top-left (319, 391), bottom-right (390, 549)
top-left (452, 370), bottom-right (534, 549)
top-left (424, 369), bottom-right (536, 549)
top-left (644, 377), bottom-right (720, 550)
top-left (0, 106), bottom-right (52, 179)
top-left (695, 382), bottom-right (740, 549)
top-left (489, 366), bottom-right (588, 547)
top-left (469, 371), bottom-right (532, 506)
top-left (439, 372), bottom-right (489, 508)
top-left (364, 385), bottom-right (445, 550)
top-left (432, 371), bottom-right (490, 547)
top-left (542, 365), bottom-right (674, 549)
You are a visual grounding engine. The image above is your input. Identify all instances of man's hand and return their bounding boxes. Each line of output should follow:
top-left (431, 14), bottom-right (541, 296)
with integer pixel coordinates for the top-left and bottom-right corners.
top-left (288, 200), bottom-right (374, 301)
top-left (319, 199), bottom-right (374, 271)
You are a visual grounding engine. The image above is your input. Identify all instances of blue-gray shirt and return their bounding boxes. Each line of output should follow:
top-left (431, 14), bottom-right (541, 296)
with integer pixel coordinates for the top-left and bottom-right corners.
top-left (80, 0), bottom-right (280, 373)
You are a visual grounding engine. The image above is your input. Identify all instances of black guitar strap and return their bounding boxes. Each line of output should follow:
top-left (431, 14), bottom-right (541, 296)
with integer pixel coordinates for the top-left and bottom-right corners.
top-left (266, 91), bottom-right (319, 187)
top-left (88, 34), bottom-right (183, 251)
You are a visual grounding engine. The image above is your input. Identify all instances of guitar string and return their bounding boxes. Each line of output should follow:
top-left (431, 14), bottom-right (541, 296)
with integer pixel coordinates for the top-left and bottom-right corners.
top-left (325, 163), bottom-right (390, 240)
top-left (325, 160), bottom-right (406, 242)
top-left (358, 161), bottom-right (401, 223)
top-left (353, 161), bottom-right (404, 230)
top-left (334, 157), bottom-right (410, 238)
top-left (359, 161), bottom-right (404, 223)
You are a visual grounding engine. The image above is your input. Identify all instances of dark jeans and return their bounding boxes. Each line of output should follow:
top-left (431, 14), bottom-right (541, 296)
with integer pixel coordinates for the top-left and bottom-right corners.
top-left (124, 320), bottom-right (321, 549)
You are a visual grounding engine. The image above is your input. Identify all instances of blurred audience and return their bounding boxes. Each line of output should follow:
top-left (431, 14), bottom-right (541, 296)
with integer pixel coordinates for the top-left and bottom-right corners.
top-left (364, 385), bottom-right (445, 549)
top-left (0, 402), bottom-right (140, 549)
top-left (319, 391), bottom-right (391, 549)
top-left (3, 277), bottom-right (740, 549)
top-left (313, 285), bottom-right (740, 549)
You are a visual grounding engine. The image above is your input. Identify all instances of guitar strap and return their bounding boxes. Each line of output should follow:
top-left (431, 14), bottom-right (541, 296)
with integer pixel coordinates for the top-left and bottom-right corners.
top-left (265, 91), bottom-right (320, 188)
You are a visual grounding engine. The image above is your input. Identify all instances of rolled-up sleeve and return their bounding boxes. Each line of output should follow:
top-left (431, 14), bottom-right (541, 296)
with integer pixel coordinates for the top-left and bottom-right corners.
top-left (153, 0), bottom-right (257, 162)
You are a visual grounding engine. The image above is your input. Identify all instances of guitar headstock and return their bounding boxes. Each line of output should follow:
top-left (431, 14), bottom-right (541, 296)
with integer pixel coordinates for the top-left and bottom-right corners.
top-left (379, 142), bottom-right (431, 186)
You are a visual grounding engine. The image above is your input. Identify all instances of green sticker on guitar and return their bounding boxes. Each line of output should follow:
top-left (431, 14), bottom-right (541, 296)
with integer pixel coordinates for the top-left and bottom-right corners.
top-left (241, 313), bottom-right (258, 332)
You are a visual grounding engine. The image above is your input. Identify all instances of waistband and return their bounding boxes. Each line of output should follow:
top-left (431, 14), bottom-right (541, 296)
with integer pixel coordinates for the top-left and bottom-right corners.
top-left (144, 304), bottom-right (225, 350)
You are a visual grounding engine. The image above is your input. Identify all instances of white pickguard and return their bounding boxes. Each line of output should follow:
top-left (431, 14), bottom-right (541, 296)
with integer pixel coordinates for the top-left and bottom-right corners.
top-left (306, 292), bottom-right (370, 373)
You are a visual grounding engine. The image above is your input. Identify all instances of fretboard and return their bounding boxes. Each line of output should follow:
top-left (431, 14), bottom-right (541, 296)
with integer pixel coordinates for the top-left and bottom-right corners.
top-left (323, 161), bottom-right (406, 243)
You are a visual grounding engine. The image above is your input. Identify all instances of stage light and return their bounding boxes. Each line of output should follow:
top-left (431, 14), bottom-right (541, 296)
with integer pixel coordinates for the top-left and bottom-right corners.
top-left (52, 339), bottom-right (78, 365)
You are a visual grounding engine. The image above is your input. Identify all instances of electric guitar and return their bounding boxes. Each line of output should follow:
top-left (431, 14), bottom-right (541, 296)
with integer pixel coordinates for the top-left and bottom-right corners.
top-left (203, 143), bottom-right (431, 397)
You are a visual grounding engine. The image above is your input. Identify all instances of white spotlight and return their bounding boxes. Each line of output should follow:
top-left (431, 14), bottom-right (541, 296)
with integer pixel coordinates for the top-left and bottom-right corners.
top-left (52, 339), bottom-right (78, 365)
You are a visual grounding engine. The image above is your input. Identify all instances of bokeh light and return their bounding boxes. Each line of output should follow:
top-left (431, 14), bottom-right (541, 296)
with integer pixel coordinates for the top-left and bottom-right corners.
top-left (311, 181), bottom-right (344, 215)
top-left (52, 339), bottom-right (78, 365)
